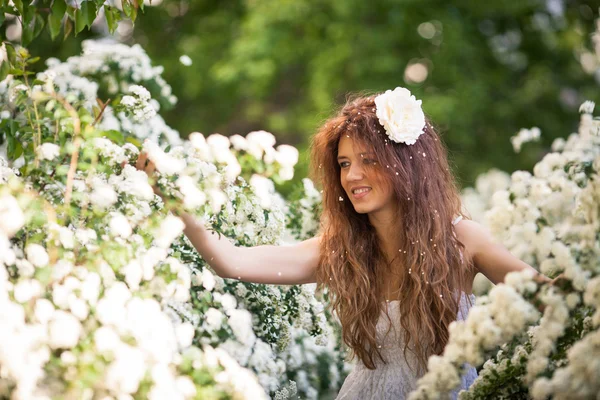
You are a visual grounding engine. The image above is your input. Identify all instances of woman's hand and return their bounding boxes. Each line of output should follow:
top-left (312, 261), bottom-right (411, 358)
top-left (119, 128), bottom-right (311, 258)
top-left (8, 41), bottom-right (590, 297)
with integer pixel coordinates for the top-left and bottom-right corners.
top-left (124, 151), bottom-right (165, 200)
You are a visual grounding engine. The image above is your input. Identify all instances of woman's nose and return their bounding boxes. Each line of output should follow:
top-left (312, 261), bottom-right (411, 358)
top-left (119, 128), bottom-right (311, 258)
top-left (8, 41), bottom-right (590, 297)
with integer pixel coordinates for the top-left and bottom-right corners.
top-left (347, 163), bottom-right (364, 181)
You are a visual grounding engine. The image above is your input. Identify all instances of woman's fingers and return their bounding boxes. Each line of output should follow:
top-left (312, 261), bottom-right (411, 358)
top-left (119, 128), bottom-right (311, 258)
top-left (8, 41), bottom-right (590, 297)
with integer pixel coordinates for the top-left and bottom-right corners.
top-left (145, 160), bottom-right (156, 177)
top-left (134, 151), bottom-right (157, 176)
top-left (136, 151), bottom-right (148, 171)
top-left (132, 151), bottom-right (166, 200)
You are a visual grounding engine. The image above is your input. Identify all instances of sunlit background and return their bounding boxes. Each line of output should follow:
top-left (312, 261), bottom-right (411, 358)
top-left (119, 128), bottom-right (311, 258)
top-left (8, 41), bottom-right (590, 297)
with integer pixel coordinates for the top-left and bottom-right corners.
top-left (12, 0), bottom-right (600, 187)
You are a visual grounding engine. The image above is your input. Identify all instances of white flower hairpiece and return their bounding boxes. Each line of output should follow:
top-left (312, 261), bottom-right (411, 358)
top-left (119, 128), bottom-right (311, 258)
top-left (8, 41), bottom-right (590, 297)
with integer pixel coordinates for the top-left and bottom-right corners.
top-left (374, 87), bottom-right (426, 145)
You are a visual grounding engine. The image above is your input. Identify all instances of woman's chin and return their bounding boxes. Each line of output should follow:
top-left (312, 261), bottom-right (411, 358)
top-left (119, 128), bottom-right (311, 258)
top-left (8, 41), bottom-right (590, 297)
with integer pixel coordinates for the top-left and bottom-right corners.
top-left (352, 203), bottom-right (372, 214)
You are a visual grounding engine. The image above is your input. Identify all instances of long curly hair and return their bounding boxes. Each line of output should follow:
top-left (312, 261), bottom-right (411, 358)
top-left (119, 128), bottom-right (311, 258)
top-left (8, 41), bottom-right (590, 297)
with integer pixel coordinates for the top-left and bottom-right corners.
top-left (310, 93), bottom-right (475, 372)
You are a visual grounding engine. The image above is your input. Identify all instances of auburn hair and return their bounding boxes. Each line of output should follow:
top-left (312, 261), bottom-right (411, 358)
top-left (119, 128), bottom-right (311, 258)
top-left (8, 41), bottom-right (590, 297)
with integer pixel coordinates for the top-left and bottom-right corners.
top-left (310, 93), bottom-right (475, 372)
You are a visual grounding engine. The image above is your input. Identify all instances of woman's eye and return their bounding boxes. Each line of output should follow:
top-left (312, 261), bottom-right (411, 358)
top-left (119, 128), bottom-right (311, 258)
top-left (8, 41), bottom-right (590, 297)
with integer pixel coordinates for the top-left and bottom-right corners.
top-left (364, 159), bottom-right (376, 164)
top-left (339, 161), bottom-right (349, 168)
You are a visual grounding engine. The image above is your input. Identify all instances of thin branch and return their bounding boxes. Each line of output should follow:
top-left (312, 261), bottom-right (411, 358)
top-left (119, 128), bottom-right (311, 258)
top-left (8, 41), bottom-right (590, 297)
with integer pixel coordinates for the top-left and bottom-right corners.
top-left (92, 98), bottom-right (111, 127)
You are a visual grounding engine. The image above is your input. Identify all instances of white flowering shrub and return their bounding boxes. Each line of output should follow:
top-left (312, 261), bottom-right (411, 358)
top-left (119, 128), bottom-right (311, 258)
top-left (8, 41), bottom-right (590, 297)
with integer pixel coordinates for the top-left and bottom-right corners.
top-left (409, 100), bottom-right (600, 398)
top-left (0, 42), bottom-right (345, 399)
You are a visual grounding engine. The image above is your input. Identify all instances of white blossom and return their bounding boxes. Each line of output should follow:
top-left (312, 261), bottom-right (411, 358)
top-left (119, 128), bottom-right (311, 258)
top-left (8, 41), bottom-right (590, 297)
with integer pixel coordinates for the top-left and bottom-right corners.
top-left (48, 310), bottom-right (82, 349)
top-left (109, 212), bottom-right (133, 238)
top-left (0, 195), bottom-right (25, 236)
top-left (511, 127), bottom-right (541, 153)
top-left (25, 243), bottom-right (49, 267)
top-left (154, 215), bottom-right (185, 248)
top-left (179, 55), bottom-right (192, 66)
top-left (36, 143), bottom-right (60, 161)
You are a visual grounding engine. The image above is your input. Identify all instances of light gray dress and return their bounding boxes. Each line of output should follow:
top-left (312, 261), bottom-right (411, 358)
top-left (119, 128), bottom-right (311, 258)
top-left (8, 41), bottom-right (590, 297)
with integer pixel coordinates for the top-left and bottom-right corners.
top-left (335, 292), bottom-right (478, 399)
top-left (336, 216), bottom-right (477, 399)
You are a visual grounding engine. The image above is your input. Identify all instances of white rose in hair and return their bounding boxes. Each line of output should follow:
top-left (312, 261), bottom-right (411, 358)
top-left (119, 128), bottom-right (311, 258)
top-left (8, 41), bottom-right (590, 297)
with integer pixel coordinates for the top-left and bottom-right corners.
top-left (374, 87), bottom-right (426, 145)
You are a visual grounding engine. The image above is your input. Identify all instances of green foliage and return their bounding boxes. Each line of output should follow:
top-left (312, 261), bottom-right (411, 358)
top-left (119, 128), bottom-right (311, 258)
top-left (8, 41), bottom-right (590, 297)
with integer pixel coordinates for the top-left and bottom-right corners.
top-left (0, 0), bottom-right (143, 45)
top-left (4, 1), bottom-right (600, 187)
top-left (124, 0), bottom-right (600, 186)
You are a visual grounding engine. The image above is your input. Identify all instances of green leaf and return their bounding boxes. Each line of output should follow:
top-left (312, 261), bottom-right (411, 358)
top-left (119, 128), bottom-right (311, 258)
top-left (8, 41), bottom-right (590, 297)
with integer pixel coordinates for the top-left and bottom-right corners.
top-left (26, 56), bottom-right (40, 65)
top-left (21, 22), bottom-right (32, 47)
top-left (122, 0), bottom-right (137, 22)
top-left (5, 43), bottom-right (16, 66)
top-left (63, 16), bottom-right (73, 39)
top-left (74, 1), bottom-right (97, 34)
top-left (101, 130), bottom-right (125, 145)
top-left (12, 0), bottom-right (23, 16)
top-left (0, 60), bottom-right (9, 82)
top-left (6, 134), bottom-right (23, 160)
top-left (65, 5), bottom-right (75, 19)
top-left (125, 136), bottom-right (142, 148)
top-left (33, 14), bottom-right (45, 40)
top-left (21, 3), bottom-right (35, 25)
top-left (20, 12), bottom-right (44, 47)
top-left (104, 5), bottom-right (121, 34)
top-left (49, 0), bottom-right (67, 40)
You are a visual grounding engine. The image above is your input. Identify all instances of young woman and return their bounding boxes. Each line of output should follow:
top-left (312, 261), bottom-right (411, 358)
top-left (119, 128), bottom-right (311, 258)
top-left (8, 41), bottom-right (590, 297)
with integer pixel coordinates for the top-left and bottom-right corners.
top-left (135, 87), bottom-right (547, 399)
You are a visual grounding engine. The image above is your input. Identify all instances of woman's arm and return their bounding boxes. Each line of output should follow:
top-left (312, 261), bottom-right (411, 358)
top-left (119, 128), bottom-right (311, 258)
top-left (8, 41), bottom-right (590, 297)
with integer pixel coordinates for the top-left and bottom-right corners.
top-left (181, 212), bottom-right (320, 284)
top-left (455, 219), bottom-right (550, 285)
top-left (131, 151), bottom-right (320, 285)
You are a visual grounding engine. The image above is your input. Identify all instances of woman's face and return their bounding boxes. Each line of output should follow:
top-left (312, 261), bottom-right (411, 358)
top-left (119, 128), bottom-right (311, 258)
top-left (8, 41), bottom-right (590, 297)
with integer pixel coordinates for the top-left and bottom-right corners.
top-left (337, 135), bottom-right (396, 216)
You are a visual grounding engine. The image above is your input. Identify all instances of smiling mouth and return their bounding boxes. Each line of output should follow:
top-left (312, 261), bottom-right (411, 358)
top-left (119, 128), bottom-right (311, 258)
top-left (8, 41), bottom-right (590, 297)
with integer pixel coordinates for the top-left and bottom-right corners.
top-left (351, 187), bottom-right (371, 199)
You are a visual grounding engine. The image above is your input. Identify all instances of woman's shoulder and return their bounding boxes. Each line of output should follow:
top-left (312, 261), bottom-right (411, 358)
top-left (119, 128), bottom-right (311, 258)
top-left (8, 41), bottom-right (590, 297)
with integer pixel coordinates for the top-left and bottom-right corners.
top-left (452, 217), bottom-right (495, 258)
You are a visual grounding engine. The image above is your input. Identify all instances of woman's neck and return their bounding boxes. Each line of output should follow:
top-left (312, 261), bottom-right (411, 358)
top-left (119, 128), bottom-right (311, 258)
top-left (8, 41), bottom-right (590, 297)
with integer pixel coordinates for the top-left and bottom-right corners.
top-left (368, 207), bottom-right (400, 259)
top-left (373, 229), bottom-right (401, 268)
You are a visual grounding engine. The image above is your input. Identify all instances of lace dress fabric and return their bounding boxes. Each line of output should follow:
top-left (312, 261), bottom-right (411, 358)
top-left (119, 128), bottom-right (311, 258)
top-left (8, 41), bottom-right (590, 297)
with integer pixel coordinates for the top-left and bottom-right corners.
top-left (336, 215), bottom-right (477, 399)
top-left (335, 293), bottom-right (477, 399)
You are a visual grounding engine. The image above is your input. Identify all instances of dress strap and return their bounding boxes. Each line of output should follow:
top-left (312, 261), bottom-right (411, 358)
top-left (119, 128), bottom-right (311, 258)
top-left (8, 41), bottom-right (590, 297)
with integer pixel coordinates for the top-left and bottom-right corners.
top-left (452, 215), bottom-right (463, 226)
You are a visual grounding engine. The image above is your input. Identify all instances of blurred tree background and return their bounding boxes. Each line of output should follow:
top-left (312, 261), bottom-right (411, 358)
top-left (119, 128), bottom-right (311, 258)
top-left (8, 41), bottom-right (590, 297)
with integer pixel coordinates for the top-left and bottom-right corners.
top-left (17, 0), bottom-right (600, 187)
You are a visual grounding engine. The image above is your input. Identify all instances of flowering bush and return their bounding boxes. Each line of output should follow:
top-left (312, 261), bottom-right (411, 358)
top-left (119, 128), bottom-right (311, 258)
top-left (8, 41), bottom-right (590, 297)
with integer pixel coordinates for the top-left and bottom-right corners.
top-left (0, 41), bottom-right (344, 399)
top-left (409, 98), bottom-right (600, 398)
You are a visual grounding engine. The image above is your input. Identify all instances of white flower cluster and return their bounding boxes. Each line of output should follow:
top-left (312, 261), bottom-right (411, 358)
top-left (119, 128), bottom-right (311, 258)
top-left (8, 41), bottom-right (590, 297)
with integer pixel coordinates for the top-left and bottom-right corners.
top-left (35, 143), bottom-right (60, 161)
top-left (532, 326), bottom-right (600, 399)
top-left (200, 346), bottom-right (269, 400)
top-left (279, 323), bottom-right (343, 399)
top-left (38, 40), bottom-right (181, 146)
top-left (220, 183), bottom-right (286, 245)
top-left (0, 173), bottom-right (269, 400)
top-left (0, 156), bottom-right (18, 183)
top-left (417, 101), bottom-right (600, 398)
top-left (460, 168), bottom-right (511, 224)
top-left (460, 343), bottom-right (530, 400)
top-left (409, 270), bottom-right (541, 399)
top-left (460, 169), bottom-right (512, 295)
top-left (510, 127), bottom-right (541, 153)
top-left (525, 289), bottom-right (570, 384)
top-left (0, 40), bottom-right (346, 399)
top-left (73, 39), bottom-right (176, 106)
top-left (527, 277), bottom-right (600, 399)
top-left (484, 110), bottom-right (599, 281)
top-left (121, 84), bottom-right (157, 122)
top-left (282, 178), bottom-right (322, 243)
top-left (190, 130), bottom-right (299, 183)
top-left (579, 100), bottom-right (595, 114)
top-left (134, 133), bottom-right (340, 397)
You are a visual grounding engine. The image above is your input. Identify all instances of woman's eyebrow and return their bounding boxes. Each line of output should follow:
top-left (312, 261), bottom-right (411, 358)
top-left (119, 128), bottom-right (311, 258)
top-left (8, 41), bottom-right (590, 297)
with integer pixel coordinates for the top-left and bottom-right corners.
top-left (336, 152), bottom-right (374, 160)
